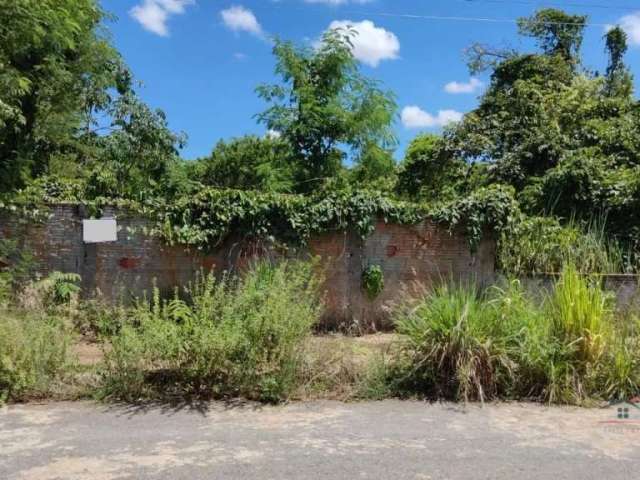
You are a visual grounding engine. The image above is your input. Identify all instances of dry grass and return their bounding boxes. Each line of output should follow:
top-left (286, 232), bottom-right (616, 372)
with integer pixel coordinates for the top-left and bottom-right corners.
top-left (295, 333), bottom-right (397, 401)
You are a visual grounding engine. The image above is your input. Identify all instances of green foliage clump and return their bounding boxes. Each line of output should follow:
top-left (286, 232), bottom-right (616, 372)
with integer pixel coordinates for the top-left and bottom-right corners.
top-left (392, 283), bottom-right (520, 402)
top-left (0, 311), bottom-right (74, 403)
top-left (190, 135), bottom-right (296, 193)
top-left (100, 261), bottom-right (322, 403)
top-left (548, 264), bottom-right (611, 364)
top-left (256, 28), bottom-right (397, 191)
top-left (517, 8), bottom-right (587, 61)
top-left (362, 265), bottom-right (384, 300)
top-left (388, 269), bottom-right (640, 404)
top-left (0, 0), bottom-right (125, 192)
top-left (155, 185), bottom-right (515, 251)
top-left (499, 216), bottom-right (636, 275)
top-left (396, 134), bottom-right (468, 202)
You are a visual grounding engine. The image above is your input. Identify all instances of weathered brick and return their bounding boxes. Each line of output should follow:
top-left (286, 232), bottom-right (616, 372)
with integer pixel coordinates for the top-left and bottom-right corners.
top-left (0, 205), bottom-right (496, 330)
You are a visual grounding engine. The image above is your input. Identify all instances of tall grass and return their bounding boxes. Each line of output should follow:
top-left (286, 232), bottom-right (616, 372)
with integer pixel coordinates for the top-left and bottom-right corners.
top-left (548, 264), bottom-right (611, 364)
top-left (389, 267), bottom-right (640, 404)
top-left (100, 260), bottom-right (322, 403)
top-left (499, 216), bottom-right (635, 275)
top-left (393, 283), bottom-right (517, 402)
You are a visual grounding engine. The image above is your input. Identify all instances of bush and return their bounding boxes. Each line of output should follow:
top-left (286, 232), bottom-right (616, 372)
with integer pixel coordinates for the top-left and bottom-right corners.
top-left (389, 269), bottom-right (640, 404)
top-left (0, 311), bottom-right (74, 402)
top-left (392, 283), bottom-right (520, 402)
top-left (100, 260), bottom-right (322, 403)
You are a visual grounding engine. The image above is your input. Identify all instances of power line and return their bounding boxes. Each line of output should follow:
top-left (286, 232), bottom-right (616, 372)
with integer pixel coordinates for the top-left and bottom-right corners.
top-left (264, 1), bottom-right (630, 29)
top-left (333, 10), bottom-right (612, 28)
top-left (462, 0), bottom-right (639, 12)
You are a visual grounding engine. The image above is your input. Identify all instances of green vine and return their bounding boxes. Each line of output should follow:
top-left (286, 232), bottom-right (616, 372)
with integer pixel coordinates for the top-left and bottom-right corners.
top-left (1, 180), bottom-right (518, 251)
top-left (362, 265), bottom-right (384, 299)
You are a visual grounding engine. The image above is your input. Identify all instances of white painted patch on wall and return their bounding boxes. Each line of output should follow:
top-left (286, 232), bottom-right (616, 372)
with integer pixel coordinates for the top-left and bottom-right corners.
top-left (83, 219), bottom-right (118, 243)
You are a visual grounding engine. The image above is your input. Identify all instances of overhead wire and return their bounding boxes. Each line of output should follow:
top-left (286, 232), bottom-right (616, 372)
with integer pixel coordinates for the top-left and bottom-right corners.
top-left (461, 0), bottom-right (639, 12)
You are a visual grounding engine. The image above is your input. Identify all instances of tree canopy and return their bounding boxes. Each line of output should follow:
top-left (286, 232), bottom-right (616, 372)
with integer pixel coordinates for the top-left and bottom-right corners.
top-left (3, 4), bottom-right (640, 266)
top-left (256, 28), bottom-right (397, 192)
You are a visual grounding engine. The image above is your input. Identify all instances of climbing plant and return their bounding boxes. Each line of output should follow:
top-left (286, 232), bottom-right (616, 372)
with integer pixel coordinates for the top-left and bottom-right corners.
top-left (362, 265), bottom-right (384, 300)
top-left (1, 180), bottom-right (517, 252)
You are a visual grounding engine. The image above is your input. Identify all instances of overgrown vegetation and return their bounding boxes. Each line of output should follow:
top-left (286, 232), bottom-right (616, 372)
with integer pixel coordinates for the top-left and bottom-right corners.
top-left (0, 311), bottom-right (74, 402)
top-left (387, 267), bottom-right (640, 404)
top-left (0, 247), bottom-right (78, 403)
top-left (499, 217), bottom-right (638, 275)
top-left (100, 261), bottom-right (322, 403)
top-left (2, 2), bottom-right (640, 407)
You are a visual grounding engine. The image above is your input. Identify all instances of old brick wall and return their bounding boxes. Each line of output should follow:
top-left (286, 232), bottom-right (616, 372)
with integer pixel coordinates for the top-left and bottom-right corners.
top-left (1, 205), bottom-right (495, 330)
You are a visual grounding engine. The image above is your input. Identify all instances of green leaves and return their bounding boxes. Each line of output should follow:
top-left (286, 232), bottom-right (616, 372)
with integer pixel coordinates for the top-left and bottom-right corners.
top-left (152, 185), bottom-right (512, 251)
top-left (0, 0), bottom-right (123, 192)
top-left (256, 29), bottom-right (397, 192)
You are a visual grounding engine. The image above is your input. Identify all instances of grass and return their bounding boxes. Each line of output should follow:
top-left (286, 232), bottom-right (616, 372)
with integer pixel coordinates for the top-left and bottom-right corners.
top-left (296, 333), bottom-right (396, 400)
top-left (499, 216), bottom-right (637, 275)
top-left (386, 267), bottom-right (640, 404)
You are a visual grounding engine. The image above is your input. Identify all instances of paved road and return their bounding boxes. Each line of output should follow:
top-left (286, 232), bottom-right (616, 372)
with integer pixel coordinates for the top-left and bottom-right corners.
top-left (2, 400), bottom-right (639, 479)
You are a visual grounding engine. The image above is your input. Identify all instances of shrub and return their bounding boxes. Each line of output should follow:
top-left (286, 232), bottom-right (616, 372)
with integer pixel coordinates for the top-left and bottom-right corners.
top-left (392, 283), bottom-right (518, 402)
top-left (389, 270), bottom-right (640, 404)
top-left (100, 260), bottom-right (322, 403)
top-left (18, 272), bottom-right (81, 311)
top-left (0, 311), bottom-right (74, 402)
top-left (362, 265), bottom-right (384, 299)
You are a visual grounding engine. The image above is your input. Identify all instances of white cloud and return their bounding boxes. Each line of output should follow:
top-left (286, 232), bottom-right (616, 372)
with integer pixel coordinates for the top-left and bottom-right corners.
top-left (401, 106), bottom-right (463, 129)
top-left (130, 0), bottom-right (194, 36)
top-left (265, 129), bottom-right (282, 139)
top-left (617, 12), bottom-right (640, 46)
top-left (305, 0), bottom-right (373, 5)
top-left (325, 20), bottom-right (399, 67)
top-left (444, 77), bottom-right (484, 94)
top-left (221, 6), bottom-right (263, 37)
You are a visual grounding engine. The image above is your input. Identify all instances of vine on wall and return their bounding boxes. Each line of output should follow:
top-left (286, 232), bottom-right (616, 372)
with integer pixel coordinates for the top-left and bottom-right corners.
top-left (0, 180), bottom-right (518, 252)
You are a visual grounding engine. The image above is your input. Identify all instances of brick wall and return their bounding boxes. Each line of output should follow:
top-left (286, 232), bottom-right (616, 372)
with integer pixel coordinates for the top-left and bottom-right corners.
top-left (1, 204), bottom-right (496, 330)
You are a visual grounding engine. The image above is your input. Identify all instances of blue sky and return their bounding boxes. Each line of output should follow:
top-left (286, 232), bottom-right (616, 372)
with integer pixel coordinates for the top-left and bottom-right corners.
top-left (102, 1), bottom-right (640, 161)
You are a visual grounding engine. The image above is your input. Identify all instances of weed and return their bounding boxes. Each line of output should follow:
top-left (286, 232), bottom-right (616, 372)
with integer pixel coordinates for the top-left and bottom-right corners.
top-left (0, 310), bottom-right (75, 403)
top-left (100, 261), bottom-right (322, 403)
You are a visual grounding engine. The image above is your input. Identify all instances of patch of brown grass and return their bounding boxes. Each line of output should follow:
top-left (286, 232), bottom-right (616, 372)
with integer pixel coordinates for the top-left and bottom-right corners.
top-left (294, 333), bottom-right (397, 401)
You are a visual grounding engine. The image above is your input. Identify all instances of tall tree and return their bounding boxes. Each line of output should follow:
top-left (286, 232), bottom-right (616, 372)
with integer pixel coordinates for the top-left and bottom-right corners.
top-left (256, 28), bottom-right (397, 192)
top-left (443, 8), bottom-right (640, 245)
top-left (604, 26), bottom-right (633, 98)
top-left (517, 9), bottom-right (587, 63)
top-left (83, 93), bottom-right (187, 200)
top-left (0, 0), bottom-right (125, 192)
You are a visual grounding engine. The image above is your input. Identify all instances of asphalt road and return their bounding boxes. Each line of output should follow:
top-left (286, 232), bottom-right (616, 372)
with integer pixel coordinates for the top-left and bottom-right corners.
top-left (2, 400), bottom-right (639, 479)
